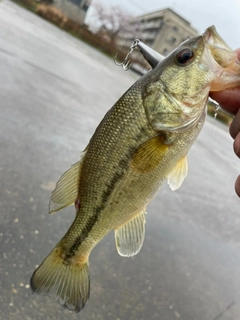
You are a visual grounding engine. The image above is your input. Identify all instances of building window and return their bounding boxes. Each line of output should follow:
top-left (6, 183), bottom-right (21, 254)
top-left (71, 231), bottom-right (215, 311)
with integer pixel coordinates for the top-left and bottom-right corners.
top-left (162, 48), bottom-right (169, 55)
top-left (173, 26), bottom-right (178, 32)
top-left (67, 0), bottom-right (82, 6)
top-left (168, 36), bottom-right (176, 44)
top-left (82, 1), bottom-right (89, 12)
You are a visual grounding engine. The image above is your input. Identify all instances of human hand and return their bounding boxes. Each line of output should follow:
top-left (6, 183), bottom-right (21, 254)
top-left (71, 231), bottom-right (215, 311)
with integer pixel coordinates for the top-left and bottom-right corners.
top-left (210, 49), bottom-right (240, 197)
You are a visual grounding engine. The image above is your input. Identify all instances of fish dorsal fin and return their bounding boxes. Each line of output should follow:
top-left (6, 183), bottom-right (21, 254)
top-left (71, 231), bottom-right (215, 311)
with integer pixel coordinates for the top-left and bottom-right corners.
top-left (49, 153), bottom-right (85, 214)
top-left (115, 211), bottom-right (146, 257)
top-left (167, 155), bottom-right (188, 191)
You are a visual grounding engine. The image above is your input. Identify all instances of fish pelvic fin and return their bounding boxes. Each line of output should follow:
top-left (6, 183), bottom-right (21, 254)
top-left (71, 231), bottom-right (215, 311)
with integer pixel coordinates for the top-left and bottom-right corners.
top-left (30, 247), bottom-right (90, 313)
top-left (167, 155), bottom-right (188, 191)
top-left (115, 210), bottom-right (146, 257)
top-left (49, 151), bottom-right (86, 214)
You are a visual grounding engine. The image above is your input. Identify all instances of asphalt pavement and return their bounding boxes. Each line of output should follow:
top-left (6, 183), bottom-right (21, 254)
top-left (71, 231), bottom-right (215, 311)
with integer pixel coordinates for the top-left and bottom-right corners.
top-left (1, 1), bottom-right (240, 319)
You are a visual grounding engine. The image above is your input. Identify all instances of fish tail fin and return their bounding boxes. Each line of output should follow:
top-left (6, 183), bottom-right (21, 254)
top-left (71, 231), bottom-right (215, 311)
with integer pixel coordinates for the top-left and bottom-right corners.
top-left (30, 246), bottom-right (90, 313)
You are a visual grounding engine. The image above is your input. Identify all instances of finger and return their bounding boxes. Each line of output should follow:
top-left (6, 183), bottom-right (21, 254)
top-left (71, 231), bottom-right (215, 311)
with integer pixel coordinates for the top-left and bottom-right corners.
top-left (230, 109), bottom-right (240, 139)
top-left (235, 175), bottom-right (240, 197)
top-left (233, 132), bottom-right (240, 158)
top-left (210, 87), bottom-right (240, 115)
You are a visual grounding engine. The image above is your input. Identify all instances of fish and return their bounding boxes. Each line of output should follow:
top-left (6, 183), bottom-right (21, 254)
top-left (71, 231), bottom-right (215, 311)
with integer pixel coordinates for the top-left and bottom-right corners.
top-left (30, 26), bottom-right (240, 312)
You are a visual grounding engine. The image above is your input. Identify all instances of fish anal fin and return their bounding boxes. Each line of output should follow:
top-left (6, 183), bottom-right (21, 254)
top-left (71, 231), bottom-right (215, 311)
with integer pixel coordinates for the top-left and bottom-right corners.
top-left (131, 135), bottom-right (169, 173)
top-left (49, 152), bottom-right (85, 214)
top-left (167, 155), bottom-right (188, 191)
top-left (115, 211), bottom-right (146, 257)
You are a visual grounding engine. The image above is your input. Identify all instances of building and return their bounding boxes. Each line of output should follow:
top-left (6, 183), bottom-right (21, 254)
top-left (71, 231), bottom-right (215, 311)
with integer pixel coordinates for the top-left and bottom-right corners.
top-left (117, 8), bottom-right (198, 58)
top-left (53, 0), bottom-right (89, 25)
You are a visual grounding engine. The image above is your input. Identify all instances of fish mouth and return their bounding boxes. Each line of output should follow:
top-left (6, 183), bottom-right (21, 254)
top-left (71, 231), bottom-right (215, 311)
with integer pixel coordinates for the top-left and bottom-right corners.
top-left (203, 26), bottom-right (237, 69)
top-left (202, 26), bottom-right (240, 91)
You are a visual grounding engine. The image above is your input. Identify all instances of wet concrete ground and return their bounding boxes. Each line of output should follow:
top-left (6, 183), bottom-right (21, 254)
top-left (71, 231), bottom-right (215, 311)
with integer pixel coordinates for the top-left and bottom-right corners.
top-left (1, 1), bottom-right (240, 319)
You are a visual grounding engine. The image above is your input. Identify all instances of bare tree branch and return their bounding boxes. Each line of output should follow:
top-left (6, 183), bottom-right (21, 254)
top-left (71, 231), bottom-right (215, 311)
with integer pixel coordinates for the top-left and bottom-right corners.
top-left (89, 1), bottom-right (137, 44)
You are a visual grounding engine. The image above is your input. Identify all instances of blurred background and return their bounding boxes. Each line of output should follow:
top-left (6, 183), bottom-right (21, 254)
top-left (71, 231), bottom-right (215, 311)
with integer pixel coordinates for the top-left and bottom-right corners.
top-left (1, 0), bottom-right (240, 319)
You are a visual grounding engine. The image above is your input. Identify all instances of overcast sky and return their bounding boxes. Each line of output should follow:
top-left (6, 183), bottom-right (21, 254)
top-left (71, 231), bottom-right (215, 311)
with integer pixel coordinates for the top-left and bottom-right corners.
top-left (86, 0), bottom-right (240, 50)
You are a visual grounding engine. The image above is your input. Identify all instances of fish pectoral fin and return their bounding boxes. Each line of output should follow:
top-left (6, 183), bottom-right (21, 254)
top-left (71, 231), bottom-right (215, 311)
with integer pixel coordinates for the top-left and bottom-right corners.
top-left (131, 134), bottom-right (169, 173)
top-left (115, 211), bottom-right (146, 257)
top-left (167, 155), bottom-right (188, 191)
top-left (49, 152), bottom-right (85, 214)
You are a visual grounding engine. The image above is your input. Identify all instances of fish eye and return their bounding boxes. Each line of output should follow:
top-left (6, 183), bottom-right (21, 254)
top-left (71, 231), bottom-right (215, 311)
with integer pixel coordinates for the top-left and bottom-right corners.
top-left (175, 48), bottom-right (194, 65)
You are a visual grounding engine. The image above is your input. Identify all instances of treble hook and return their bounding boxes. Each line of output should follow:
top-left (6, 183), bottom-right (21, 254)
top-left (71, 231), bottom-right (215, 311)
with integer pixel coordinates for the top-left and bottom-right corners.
top-left (114, 39), bottom-right (140, 71)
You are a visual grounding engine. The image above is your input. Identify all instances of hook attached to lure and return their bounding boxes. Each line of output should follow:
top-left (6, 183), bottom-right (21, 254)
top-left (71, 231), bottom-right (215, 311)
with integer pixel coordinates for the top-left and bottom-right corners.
top-left (115, 39), bottom-right (165, 71)
top-left (114, 39), bottom-right (140, 71)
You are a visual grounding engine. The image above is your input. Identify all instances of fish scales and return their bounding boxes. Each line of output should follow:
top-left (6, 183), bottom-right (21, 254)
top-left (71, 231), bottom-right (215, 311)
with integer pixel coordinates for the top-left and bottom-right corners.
top-left (62, 79), bottom-right (155, 252)
top-left (30, 26), bottom-right (240, 312)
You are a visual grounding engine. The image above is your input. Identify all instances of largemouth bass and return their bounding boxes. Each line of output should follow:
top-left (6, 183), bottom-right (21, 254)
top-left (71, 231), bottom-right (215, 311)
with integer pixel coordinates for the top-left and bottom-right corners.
top-left (30, 26), bottom-right (240, 312)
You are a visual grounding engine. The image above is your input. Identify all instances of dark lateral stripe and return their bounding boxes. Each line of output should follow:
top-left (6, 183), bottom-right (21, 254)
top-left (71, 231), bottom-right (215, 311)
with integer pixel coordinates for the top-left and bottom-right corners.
top-left (67, 145), bottom-right (137, 256)
top-left (67, 213), bottom-right (99, 256)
